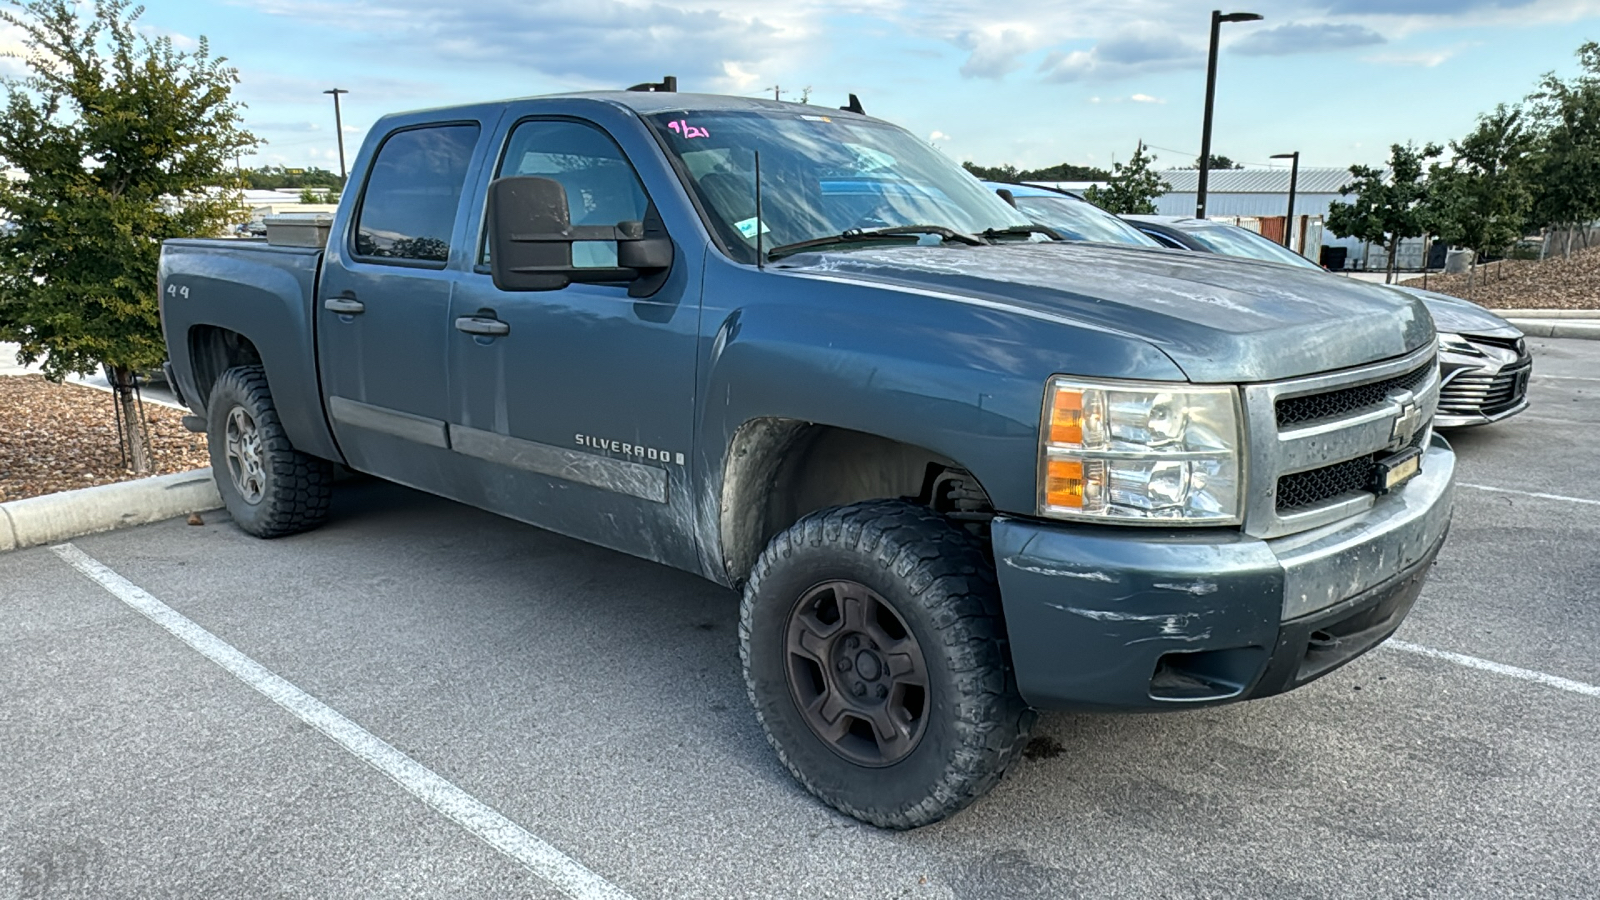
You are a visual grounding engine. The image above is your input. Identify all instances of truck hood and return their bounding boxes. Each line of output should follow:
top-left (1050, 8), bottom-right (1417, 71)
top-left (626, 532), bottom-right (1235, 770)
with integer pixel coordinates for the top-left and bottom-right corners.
top-left (780, 242), bottom-right (1435, 382)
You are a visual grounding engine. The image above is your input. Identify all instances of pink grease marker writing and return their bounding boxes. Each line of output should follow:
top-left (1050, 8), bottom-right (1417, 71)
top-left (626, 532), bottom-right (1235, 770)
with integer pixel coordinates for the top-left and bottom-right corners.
top-left (667, 119), bottom-right (710, 139)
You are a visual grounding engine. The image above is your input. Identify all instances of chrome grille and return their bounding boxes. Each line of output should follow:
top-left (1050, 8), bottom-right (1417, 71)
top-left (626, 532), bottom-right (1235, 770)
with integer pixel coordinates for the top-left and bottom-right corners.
top-left (1275, 361), bottom-right (1433, 427)
top-left (1439, 360), bottom-right (1530, 418)
top-left (1241, 344), bottom-right (1440, 540)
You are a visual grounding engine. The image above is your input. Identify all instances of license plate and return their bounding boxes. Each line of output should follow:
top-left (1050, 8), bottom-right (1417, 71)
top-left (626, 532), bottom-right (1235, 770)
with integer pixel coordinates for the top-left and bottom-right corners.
top-left (1377, 450), bottom-right (1422, 493)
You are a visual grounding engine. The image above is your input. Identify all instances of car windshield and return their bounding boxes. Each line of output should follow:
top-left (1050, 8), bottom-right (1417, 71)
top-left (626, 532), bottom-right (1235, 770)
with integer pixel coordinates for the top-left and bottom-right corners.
top-left (645, 110), bottom-right (1033, 263)
top-left (1181, 223), bottom-right (1321, 270)
top-left (1012, 195), bottom-right (1161, 247)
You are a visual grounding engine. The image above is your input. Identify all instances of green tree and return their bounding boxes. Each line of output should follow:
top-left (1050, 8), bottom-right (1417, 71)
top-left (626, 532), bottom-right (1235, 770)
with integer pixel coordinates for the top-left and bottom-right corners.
top-left (1425, 105), bottom-right (1535, 294)
top-left (244, 164), bottom-right (345, 190)
top-left (961, 160), bottom-right (1111, 182)
top-left (1326, 141), bottom-right (1442, 284)
top-left (0, 0), bottom-right (257, 472)
top-left (1185, 154), bottom-right (1242, 170)
top-left (1082, 142), bottom-right (1169, 214)
top-left (1526, 41), bottom-right (1600, 257)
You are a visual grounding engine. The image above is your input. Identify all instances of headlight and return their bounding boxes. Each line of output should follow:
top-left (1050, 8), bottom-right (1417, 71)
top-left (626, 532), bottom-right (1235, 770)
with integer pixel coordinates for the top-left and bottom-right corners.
top-left (1438, 333), bottom-right (1483, 357)
top-left (1039, 378), bottom-right (1243, 524)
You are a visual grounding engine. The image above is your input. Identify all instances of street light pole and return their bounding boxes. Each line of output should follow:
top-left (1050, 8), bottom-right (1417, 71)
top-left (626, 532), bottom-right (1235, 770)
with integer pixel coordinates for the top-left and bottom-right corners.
top-left (324, 88), bottom-right (349, 181)
top-left (1271, 151), bottom-right (1300, 250)
top-left (1196, 10), bottom-right (1262, 219)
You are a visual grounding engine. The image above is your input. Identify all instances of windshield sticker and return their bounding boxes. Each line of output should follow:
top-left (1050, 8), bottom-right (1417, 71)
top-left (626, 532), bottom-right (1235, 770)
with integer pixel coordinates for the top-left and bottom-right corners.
top-left (734, 217), bottom-right (770, 240)
top-left (800, 115), bottom-right (833, 123)
top-left (666, 119), bottom-right (710, 139)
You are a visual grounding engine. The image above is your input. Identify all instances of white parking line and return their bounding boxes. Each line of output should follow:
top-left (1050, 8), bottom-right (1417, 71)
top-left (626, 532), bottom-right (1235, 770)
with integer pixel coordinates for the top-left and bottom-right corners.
top-left (1459, 483), bottom-right (1600, 506)
top-left (50, 542), bottom-right (636, 900)
top-left (1387, 640), bottom-right (1600, 699)
top-left (1534, 374), bottom-right (1600, 383)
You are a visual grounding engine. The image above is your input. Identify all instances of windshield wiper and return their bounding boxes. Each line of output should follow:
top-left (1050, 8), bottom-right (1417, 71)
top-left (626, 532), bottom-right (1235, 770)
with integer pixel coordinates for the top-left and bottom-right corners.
top-left (982, 224), bottom-right (1063, 241)
top-left (765, 224), bottom-right (984, 261)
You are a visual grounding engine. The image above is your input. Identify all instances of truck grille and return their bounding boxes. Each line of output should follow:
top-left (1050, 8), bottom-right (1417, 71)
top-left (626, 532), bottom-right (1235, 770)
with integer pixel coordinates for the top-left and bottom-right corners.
top-left (1276, 457), bottom-right (1374, 511)
top-left (1439, 360), bottom-right (1530, 418)
top-left (1241, 344), bottom-right (1440, 539)
top-left (1275, 360), bottom-right (1433, 428)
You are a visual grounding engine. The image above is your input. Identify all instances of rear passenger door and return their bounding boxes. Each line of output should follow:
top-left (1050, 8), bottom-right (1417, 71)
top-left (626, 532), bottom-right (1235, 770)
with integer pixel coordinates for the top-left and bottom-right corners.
top-left (318, 120), bottom-right (489, 493)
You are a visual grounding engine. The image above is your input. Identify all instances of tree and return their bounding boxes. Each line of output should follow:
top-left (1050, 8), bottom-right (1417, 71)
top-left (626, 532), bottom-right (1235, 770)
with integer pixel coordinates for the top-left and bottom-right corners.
top-left (1425, 105), bottom-right (1535, 294)
top-left (1525, 41), bottom-right (1600, 257)
top-left (961, 160), bottom-right (1111, 182)
top-left (1082, 142), bottom-right (1169, 214)
top-left (0, 0), bottom-right (256, 473)
top-left (1326, 141), bottom-right (1442, 284)
top-left (244, 165), bottom-right (345, 191)
top-left (1185, 154), bottom-right (1242, 170)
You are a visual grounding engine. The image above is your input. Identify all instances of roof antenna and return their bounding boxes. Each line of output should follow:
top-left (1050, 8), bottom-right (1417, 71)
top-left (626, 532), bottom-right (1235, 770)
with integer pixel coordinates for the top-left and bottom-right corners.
top-left (754, 150), bottom-right (765, 270)
top-left (841, 93), bottom-right (865, 115)
top-left (995, 188), bottom-right (1018, 208)
top-left (627, 75), bottom-right (678, 92)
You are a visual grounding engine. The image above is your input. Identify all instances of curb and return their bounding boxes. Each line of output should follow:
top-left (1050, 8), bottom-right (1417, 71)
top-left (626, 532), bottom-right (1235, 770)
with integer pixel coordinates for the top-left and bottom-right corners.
top-left (1504, 319), bottom-right (1600, 340)
top-left (0, 468), bottom-right (223, 552)
top-left (1487, 309), bottom-right (1600, 319)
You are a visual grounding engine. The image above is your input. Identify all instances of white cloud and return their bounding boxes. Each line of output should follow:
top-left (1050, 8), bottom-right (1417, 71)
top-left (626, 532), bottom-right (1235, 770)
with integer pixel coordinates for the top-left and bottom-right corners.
top-left (928, 130), bottom-right (951, 142)
top-left (1039, 22), bottom-right (1202, 83)
top-left (955, 23), bottom-right (1048, 79)
top-left (1362, 43), bottom-right (1476, 66)
top-left (1130, 93), bottom-right (1165, 103)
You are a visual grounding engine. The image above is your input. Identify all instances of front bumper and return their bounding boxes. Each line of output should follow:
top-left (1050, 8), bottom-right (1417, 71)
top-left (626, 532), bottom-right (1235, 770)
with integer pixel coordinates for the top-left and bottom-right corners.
top-left (1435, 344), bottom-right (1532, 428)
top-left (993, 435), bottom-right (1455, 711)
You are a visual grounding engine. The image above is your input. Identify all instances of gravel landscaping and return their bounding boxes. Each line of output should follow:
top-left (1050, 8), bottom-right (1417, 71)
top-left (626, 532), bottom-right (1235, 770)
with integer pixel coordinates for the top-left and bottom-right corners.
top-left (0, 375), bottom-right (209, 503)
top-left (1423, 245), bottom-right (1600, 310)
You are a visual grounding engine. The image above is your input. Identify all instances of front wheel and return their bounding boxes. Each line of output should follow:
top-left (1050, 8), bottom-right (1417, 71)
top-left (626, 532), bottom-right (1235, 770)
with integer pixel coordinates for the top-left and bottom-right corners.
top-left (206, 365), bottom-right (333, 538)
top-left (740, 501), bottom-right (1035, 829)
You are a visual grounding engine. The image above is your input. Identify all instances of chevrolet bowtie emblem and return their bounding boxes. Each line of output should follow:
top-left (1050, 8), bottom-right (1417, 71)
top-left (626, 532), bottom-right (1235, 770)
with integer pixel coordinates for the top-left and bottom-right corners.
top-left (1389, 390), bottom-right (1422, 448)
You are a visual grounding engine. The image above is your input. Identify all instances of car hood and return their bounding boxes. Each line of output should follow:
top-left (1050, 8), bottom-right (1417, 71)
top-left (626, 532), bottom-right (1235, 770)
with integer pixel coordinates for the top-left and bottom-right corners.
top-left (1389, 285), bottom-right (1521, 339)
top-left (779, 242), bottom-right (1435, 382)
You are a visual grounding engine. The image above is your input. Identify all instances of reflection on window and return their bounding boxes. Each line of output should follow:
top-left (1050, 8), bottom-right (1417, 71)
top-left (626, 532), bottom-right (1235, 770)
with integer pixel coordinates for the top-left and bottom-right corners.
top-left (490, 120), bottom-right (650, 268)
top-left (1014, 196), bottom-right (1160, 247)
top-left (356, 124), bottom-right (480, 263)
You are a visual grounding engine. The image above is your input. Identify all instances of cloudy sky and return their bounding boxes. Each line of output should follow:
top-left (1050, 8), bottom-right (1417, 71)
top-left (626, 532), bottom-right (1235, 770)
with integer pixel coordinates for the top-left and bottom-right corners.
top-left (7, 0), bottom-right (1598, 173)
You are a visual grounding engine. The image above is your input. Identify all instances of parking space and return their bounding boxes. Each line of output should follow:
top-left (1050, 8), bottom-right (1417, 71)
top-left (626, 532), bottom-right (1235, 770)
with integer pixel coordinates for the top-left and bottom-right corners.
top-left (3, 338), bottom-right (1598, 899)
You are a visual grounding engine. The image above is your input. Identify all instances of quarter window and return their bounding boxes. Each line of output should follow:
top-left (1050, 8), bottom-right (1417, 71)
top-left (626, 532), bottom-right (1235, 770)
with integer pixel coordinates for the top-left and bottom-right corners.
top-left (355, 124), bottom-right (480, 263)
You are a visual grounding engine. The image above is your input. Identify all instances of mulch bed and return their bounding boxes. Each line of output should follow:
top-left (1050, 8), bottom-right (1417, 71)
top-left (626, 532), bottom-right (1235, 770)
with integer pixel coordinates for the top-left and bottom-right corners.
top-left (0, 375), bottom-right (210, 503)
top-left (1416, 245), bottom-right (1600, 310)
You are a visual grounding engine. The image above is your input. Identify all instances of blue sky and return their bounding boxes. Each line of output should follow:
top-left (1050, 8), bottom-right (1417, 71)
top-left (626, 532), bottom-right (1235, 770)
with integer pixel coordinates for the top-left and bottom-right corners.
top-left (8, 0), bottom-right (1596, 173)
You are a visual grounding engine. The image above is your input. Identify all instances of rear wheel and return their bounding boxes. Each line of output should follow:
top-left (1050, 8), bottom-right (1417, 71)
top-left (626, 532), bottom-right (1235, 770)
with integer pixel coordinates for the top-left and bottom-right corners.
top-left (740, 500), bottom-right (1034, 829)
top-left (206, 365), bottom-right (333, 538)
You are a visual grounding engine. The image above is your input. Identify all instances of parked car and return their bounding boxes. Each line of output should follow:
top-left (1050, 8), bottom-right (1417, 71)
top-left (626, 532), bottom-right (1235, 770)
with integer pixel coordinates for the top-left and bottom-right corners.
top-left (160, 90), bottom-right (1455, 829)
top-left (1123, 216), bottom-right (1530, 427)
top-left (981, 181), bottom-right (1163, 247)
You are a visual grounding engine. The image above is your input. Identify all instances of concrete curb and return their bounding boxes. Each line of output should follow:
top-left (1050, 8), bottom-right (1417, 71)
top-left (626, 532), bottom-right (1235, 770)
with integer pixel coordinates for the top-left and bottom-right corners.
top-left (1487, 309), bottom-right (1600, 319)
top-left (0, 468), bottom-right (223, 552)
top-left (1504, 319), bottom-right (1600, 340)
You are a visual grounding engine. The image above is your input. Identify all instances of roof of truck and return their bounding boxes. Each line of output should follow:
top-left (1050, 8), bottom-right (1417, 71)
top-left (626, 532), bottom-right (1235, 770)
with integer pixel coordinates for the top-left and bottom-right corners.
top-left (385, 91), bottom-right (879, 122)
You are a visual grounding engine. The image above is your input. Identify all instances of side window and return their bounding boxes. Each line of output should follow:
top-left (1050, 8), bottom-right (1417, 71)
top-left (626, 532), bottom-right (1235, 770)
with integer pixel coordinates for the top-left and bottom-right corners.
top-left (355, 124), bottom-right (480, 264)
top-left (488, 120), bottom-right (650, 268)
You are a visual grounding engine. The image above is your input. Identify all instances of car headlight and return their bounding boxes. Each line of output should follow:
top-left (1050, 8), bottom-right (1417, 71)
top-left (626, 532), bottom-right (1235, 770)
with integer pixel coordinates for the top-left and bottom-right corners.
top-left (1039, 378), bottom-right (1243, 524)
top-left (1438, 333), bottom-right (1483, 357)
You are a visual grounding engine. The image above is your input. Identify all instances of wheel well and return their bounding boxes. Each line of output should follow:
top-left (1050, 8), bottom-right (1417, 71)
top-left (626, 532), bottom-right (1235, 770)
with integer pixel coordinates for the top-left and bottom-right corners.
top-left (719, 420), bottom-right (995, 585)
top-left (187, 326), bottom-right (262, 410)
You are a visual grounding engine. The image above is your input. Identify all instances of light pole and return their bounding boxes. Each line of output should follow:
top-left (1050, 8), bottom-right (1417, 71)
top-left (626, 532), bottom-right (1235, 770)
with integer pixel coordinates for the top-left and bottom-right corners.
top-left (1196, 10), bottom-right (1262, 219)
top-left (1271, 151), bottom-right (1300, 250)
top-left (324, 88), bottom-right (349, 181)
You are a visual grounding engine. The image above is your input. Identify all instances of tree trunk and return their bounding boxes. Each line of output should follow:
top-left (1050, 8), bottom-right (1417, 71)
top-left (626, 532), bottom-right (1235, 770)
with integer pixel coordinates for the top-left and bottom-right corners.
top-left (1566, 226), bottom-right (1574, 258)
top-left (109, 365), bottom-right (153, 475)
top-left (1385, 238), bottom-right (1399, 284)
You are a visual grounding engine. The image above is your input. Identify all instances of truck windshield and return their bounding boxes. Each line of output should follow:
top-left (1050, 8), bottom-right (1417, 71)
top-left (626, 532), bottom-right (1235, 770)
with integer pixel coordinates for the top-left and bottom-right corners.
top-left (645, 110), bottom-right (1034, 263)
top-left (1012, 195), bottom-right (1162, 247)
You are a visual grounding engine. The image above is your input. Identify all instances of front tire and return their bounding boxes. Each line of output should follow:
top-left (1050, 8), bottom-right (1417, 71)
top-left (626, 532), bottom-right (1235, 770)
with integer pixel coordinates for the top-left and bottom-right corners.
top-left (206, 365), bottom-right (333, 538)
top-left (740, 500), bottom-right (1034, 829)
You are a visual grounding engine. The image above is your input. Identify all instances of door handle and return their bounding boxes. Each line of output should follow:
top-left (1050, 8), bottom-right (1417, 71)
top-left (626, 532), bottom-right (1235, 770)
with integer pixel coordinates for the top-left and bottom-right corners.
top-left (324, 295), bottom-right (365, 315)
top-left (455, 316), bottom-right (510, 337)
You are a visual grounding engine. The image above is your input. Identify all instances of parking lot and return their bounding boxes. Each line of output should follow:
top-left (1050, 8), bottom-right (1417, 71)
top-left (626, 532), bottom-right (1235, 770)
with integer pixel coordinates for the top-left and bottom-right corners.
top-left (2, 336), bottom-right (1597, 900)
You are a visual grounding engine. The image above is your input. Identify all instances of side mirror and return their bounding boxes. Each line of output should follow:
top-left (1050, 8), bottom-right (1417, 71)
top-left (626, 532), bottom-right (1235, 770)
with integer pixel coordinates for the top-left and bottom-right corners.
top-left (488, 176), bottom-right (674, 296)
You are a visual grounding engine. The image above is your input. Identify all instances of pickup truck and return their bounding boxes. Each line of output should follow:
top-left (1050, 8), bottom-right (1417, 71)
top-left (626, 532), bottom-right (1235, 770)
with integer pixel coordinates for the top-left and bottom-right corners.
top-left (159, 89), bottom-right (1455, 829)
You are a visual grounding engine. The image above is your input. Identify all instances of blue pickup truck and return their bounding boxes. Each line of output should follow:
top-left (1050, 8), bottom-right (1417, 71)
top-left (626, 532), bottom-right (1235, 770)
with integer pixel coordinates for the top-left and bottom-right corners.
top-left (159, 89), bottom-right (1455, 828)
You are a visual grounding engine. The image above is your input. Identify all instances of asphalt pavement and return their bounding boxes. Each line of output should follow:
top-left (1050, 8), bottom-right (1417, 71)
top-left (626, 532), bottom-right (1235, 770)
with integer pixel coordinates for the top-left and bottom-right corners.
top-left (3, 338), bottom-right (1598, 899)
